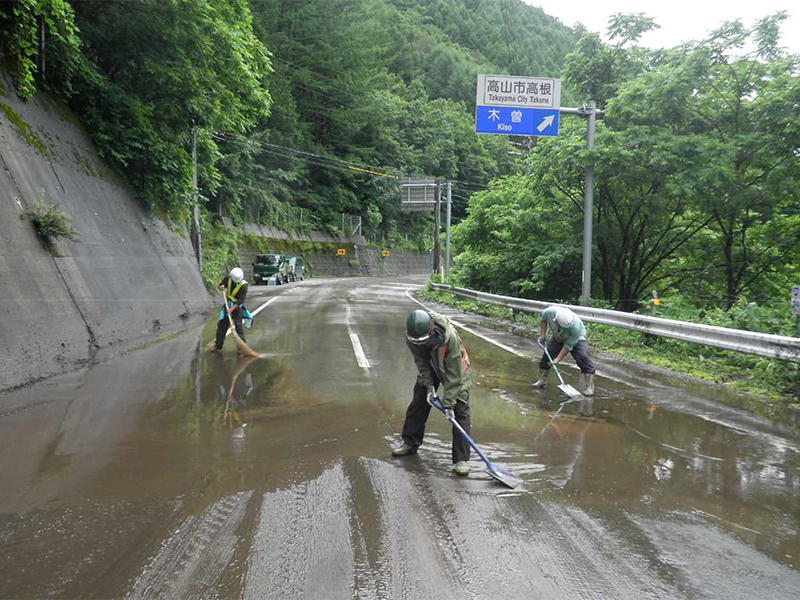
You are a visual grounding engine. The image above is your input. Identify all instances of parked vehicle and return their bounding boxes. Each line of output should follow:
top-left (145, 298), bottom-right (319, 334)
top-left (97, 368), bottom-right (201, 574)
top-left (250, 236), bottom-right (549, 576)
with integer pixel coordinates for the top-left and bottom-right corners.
top-left (286, 256), bottom-right (306, 282)
top-left (252, 253), bottom-right (288, 284)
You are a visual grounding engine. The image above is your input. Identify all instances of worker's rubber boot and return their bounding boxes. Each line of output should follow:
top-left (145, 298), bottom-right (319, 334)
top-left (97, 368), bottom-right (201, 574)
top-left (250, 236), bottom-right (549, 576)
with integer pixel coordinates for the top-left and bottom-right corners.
top-left (580, 373), bottom-right (596, 396)
top-left (391, 443), bottom-right (418, 457)
top-left (452, 461), bottom-right (470, 476)
top-left (531, 368), bottom-right (550, 389)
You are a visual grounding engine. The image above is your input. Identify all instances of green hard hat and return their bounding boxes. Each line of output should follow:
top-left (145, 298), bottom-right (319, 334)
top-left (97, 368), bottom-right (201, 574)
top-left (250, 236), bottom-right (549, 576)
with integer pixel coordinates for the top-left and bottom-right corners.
top-left (406, 310), bottom-right (433, 344)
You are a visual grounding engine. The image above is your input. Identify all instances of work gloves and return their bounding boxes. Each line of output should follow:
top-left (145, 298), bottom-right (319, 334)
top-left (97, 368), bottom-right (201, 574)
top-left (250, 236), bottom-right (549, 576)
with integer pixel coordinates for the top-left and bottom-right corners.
top-left (426, 385), bottom-right (437, 406)
top-left (426, 386), bottom-right (455, 420)
top-left (537, 334), bottom-right (547, 345)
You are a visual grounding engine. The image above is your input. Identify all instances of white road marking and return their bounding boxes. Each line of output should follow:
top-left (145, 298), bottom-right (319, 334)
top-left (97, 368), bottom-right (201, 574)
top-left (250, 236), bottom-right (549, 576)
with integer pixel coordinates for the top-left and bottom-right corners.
top-left (225, 296), bottom-right (278, 338)
top-left (349, 333), bottom-right (370, 369)
top-left (405, 288), bottom-right (529, 359)
top-left (345, 303), bottom-right (371, 370)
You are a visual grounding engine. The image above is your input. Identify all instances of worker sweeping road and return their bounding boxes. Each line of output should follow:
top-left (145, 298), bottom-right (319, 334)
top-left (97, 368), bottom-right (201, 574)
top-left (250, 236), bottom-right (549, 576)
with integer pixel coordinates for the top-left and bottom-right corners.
top-left (392, 309), bottom-right (473, 477)
top-left (532, 306), bottom-right (596, 395)
top-left (211, 267), bottom-right (250, 354)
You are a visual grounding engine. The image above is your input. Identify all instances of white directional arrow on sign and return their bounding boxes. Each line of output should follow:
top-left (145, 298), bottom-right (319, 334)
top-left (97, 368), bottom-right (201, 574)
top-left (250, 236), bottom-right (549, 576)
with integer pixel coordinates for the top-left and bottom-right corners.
top-left (537, 115), bottom-right (555, 132)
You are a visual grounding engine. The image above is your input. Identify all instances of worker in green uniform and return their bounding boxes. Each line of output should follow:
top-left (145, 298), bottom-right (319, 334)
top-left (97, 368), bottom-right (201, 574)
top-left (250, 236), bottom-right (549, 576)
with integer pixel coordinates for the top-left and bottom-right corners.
top-left (532, 306), bottom-right (596, 395)
top-left (392, 309), bottom-right (473, 476)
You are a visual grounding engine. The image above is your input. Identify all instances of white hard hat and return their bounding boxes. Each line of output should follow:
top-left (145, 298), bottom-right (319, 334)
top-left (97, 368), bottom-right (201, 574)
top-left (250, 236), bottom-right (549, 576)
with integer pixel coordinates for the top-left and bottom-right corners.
top-left (230, 267), bottom-right (244, 283)
top-left (556, 308), bottom-right (575, 328)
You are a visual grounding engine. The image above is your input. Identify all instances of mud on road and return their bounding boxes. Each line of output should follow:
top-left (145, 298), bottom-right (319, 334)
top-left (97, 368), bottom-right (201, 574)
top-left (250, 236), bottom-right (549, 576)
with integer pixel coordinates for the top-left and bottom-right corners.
top-left (1, 277), bottom-right (799, 599)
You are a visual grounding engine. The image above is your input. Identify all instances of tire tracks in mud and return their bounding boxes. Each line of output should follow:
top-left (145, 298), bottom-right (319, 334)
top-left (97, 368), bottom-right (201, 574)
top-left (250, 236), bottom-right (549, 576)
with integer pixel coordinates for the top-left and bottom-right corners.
top-left (360, 458), bottom-right (475, 600)
top-left (126, 490), bottom-right (253, 600)
top-left (360, 457), bottom-right (685, 599)
top-left (244, 463), bottom-right (355, 600)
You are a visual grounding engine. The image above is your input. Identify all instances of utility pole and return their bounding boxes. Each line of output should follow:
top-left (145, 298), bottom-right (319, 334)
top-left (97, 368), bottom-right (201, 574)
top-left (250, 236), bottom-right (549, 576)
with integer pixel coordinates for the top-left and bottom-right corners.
top-left (445, 181), bottom-right (452, 281)
top-left (581, 101), bottom-right (596, 304)
top-left (559, 103), bottom-right (599, 303)
top-left (191, 124), bottom-right (202, 267)
top-left (433, 185), bottom-right (441, 274)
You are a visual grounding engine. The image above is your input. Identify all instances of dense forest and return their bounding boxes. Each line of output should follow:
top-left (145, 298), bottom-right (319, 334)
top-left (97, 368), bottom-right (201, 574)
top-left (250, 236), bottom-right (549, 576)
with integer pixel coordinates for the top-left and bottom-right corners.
top-left (1, 1), bottom-right (799, 319)
top-left (0, 0), bottom-right (574, 244)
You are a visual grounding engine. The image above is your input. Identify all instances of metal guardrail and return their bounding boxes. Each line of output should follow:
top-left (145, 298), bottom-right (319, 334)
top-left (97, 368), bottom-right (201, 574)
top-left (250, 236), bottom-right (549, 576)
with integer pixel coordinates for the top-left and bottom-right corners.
top-left (430, 284), bottom-right (800, 363)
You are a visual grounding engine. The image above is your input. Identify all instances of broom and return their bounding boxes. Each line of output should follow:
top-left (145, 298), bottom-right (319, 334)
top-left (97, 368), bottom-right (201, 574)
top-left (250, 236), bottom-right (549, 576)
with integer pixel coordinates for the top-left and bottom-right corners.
top-left (221, 291), bottom-right (261, 357)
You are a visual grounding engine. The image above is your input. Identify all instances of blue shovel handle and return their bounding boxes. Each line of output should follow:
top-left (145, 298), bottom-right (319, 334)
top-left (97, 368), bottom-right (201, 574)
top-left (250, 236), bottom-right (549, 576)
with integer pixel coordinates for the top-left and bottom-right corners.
top-left (429, 396), bottom-right (494, 469)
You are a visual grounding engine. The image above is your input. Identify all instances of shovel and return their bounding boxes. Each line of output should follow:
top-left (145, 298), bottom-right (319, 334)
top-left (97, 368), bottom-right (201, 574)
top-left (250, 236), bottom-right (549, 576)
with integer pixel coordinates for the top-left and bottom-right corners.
top-left (538, 340), bottom-right (583, 399)
top-left (430, 396), bottom-right (522, 489)
top-left (221, 292), bottom-right (261, 358)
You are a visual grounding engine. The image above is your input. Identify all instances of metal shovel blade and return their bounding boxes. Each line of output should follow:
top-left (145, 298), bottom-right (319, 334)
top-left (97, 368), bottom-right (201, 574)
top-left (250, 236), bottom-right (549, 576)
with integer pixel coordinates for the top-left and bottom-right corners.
top-left (559, 383), bottom-right (584, 399)
top-left (484, 464), bottom-right (523, 489)
top-left (430, 396), bottom-right (523, 490)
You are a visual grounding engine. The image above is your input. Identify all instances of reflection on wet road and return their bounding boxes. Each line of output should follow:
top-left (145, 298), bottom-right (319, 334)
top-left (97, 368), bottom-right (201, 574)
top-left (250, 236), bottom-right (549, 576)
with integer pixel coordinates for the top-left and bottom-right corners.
top-left (1, 277), bottom-right (799, 599)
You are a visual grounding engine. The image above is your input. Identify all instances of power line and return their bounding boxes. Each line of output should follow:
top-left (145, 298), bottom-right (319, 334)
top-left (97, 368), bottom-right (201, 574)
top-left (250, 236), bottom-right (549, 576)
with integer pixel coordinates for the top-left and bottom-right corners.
top-left (212, 132), bottom-right (402, 180)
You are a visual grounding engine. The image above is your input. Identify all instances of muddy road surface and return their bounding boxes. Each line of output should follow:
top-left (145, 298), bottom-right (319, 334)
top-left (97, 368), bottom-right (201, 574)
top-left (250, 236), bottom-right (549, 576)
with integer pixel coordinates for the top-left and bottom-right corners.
top-left (1, 277), bottom-right (799, 599)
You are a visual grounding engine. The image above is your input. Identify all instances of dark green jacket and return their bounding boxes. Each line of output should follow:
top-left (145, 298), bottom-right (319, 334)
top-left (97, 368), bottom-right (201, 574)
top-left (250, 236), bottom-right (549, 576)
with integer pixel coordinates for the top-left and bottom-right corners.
top-left (406, 312), bottom-right (471, 408)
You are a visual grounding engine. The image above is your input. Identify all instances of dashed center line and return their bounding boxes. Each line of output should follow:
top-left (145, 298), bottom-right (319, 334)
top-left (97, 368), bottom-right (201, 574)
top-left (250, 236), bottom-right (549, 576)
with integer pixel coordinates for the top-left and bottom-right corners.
top-left (345, 303), bottom-right (371, 371)
top-left (349, 333), bottom-right (370, 369)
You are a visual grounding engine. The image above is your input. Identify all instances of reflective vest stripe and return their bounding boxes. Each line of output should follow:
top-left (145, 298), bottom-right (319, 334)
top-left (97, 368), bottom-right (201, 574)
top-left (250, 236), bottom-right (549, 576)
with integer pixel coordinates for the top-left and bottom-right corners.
top-left (227, 279), bottom-right (247, 302)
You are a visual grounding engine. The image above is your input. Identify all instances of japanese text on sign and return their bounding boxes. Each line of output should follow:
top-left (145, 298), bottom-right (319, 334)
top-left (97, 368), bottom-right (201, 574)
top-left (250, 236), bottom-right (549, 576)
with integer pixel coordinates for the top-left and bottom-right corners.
top-left (477, 74), bottom-right (561, 109)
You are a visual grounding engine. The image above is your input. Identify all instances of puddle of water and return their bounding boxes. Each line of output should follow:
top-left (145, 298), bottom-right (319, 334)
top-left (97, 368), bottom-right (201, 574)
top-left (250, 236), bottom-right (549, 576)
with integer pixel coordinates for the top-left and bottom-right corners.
top-left (464, 330), bottom-right (800, 570)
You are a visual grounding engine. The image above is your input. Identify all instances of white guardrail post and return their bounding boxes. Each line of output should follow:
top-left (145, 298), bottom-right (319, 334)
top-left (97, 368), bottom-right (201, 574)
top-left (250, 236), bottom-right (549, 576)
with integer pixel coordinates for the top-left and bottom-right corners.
top-left (430, 284), bottom-right (800, 363)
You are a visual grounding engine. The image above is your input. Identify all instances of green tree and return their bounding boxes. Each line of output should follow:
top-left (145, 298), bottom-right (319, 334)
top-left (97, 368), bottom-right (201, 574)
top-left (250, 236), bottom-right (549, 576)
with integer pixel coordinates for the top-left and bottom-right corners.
top-left (608, 14), bottom-right (800, 306)
top-left (0, 0), bottom-right (81, 99)
top-left (452, 175), bottom-right (581, 298)
top-left (62, 0), bottom-right (272, 218)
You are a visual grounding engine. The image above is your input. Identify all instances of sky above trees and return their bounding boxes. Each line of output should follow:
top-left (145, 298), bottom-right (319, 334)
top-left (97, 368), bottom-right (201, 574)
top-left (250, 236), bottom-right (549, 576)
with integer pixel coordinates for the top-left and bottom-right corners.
top-left (526, 0), bottom-right (799, 54)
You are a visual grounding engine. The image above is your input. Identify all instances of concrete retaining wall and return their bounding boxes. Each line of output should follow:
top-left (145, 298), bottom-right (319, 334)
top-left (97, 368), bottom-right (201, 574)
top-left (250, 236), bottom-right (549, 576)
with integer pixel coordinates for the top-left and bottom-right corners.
top-left (238, 230), bottom-right (432, 280)
top-left (0, 72), bottom-right (212, 391)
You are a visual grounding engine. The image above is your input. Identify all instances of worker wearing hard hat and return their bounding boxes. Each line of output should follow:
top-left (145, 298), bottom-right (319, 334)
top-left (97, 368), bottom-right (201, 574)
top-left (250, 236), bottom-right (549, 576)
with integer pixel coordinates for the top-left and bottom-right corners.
top-left (211, 267), bottom-right (249, 354)
top-left (532, 306), bottom-right (596, 395)
top-left (392, 309), bottom-right (473, 476)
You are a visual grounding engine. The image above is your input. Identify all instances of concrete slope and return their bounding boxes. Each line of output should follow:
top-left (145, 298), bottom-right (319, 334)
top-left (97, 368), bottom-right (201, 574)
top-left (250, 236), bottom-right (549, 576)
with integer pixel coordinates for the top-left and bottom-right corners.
top-left (0, 72), bottom-right (211, 390)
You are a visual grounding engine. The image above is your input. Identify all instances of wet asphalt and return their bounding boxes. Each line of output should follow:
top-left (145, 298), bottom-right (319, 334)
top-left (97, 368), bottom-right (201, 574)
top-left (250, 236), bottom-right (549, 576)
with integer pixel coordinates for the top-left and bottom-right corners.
top-left (1, 276), bottom-right (799, 599)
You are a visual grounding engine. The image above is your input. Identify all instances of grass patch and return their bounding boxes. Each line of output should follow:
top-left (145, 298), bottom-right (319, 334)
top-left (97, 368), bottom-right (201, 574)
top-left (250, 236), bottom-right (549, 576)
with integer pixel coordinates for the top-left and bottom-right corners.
top-left (20, 191), bottom-right (79, 256)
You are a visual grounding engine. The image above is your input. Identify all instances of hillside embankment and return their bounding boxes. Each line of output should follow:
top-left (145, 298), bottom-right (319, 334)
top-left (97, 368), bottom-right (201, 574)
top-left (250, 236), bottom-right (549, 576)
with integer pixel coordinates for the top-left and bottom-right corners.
top-left (0, 72), bottom-right (212, 391)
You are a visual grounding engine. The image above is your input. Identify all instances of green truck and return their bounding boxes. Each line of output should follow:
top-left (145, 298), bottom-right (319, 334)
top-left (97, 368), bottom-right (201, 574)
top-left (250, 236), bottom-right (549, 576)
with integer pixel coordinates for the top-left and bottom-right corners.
top-left (252, 253), bottom-right (289, 285)
top-left (286, 256), bottom-right (306, 282)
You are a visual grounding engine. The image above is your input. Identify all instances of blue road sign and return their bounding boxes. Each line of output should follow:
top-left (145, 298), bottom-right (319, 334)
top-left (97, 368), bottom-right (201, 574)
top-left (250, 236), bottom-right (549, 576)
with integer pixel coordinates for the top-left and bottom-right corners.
top-left (475, 106), bottom-right (559, 137)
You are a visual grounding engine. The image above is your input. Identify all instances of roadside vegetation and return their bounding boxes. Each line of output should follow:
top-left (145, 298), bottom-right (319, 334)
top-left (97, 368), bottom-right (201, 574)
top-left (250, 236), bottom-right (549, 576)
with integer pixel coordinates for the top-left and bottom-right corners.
top-left (20, 191), bottom-right (79, 255)
top-left (452, 16), bottom-right (800, 313)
